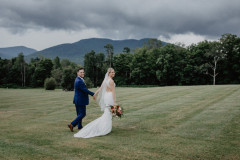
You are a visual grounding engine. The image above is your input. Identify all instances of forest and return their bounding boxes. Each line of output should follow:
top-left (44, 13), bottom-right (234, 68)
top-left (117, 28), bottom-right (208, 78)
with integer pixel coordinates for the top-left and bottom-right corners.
top-left (0, 33), bottom-right (239, 90)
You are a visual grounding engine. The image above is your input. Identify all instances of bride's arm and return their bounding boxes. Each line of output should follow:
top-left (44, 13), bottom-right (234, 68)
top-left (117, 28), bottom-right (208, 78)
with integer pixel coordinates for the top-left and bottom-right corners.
top-left (110, 80), bottom-right (116, 105)
top-left (93, 86), bottom-right (102, 100)
top-left (95, 86), bottom-right (102, 95)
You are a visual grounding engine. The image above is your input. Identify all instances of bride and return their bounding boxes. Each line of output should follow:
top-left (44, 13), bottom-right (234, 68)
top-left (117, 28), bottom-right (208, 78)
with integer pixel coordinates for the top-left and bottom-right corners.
top-left (74, 68), bottom-right (117, 138)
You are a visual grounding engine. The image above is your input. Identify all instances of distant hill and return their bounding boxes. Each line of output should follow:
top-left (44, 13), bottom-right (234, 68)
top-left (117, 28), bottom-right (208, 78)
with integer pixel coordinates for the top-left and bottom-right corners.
top-left (0, 46), bottom-right (37, 59)
top-left (26, 38), bottom-right (167, 64)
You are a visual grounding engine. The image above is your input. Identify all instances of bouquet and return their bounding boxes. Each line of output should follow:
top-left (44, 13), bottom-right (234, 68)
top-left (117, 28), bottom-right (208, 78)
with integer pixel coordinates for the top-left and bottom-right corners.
top-left (110, 105), bottom-right (123, 118)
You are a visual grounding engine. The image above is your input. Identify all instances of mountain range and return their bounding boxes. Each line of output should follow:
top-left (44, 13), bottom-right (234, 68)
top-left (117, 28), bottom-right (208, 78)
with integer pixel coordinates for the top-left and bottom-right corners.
top-left (0, 46), bottom-right (37, 59)
top-left (1, 38), bottom-right (167, 64)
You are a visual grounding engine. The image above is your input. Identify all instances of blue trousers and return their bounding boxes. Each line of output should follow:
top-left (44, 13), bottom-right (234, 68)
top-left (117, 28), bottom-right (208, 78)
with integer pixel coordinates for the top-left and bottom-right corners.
top-left (71, 105), bottom-right (86, 129)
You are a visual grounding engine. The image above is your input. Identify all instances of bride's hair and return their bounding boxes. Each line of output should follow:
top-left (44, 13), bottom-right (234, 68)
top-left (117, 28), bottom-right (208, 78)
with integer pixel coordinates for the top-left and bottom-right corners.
top-left (107, 68), bottom-right (114, 75)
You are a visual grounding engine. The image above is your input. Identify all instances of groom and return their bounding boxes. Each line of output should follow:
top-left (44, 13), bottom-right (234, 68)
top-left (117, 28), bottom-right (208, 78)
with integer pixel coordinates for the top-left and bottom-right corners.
top-left (68, 68), bottom-right (96, 132)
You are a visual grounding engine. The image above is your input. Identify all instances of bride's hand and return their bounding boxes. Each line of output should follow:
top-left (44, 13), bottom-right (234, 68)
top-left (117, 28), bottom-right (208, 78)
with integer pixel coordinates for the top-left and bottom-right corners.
top-left (93, 94), bottom-right (96, 100)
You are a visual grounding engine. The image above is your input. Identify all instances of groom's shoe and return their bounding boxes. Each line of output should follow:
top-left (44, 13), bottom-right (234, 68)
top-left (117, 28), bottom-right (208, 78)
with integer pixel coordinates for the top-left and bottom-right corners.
top-left (68, 124), bottom-right (73, 132)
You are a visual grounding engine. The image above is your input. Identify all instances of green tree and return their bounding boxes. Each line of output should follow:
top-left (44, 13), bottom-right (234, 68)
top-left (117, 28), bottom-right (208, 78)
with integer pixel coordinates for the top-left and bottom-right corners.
top-left (218, 33), bottom-right (240, 84)
top-left (84, 50), bottom-right (96, 86)
top-left (61, 59), bottom-right (71, 68)
top-left (61, 67), bottom-right (76, 91)
top-left (113, 53), bottom-right (133, 85)
top-left (6, 54), bottom-right (26, 87)
top-left (104, 44), bottom-right (114, 67)
top-left (53, 56), bottom-right (61, 69)
top-left (156, 44), bottom-right (186, 85)
top-left (44, 77), bottom-right (56, 90)
top-left (16, 53), bottom-right (25, 86)
top-left (95, 53), bottom-right (106, 86)
top-left (205, 41), bottom-right (225, 85)
top-left (84, 77), bottom-right (94, 88)
top-left (146, 38), bottom-right (162, 48)
top-left (32, 58), bottom-right (53, 87)
top-left (123, 47), bottom-right (130, 53)
top-left (131, 46), bottom-right (159, 85)
top-left (51, 68), bottom-right (62, 86)
top-left (0, 58), bottom-right (10, 86)
top-left (84, 51), bottom-right (106, 87)
top-left (185, 41), bottom-right (211, 85)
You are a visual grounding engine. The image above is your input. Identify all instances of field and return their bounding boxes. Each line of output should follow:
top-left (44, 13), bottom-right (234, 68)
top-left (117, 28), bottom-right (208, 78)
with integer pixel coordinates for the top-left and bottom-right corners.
top-left (0, 85), bottom-right (240, 160)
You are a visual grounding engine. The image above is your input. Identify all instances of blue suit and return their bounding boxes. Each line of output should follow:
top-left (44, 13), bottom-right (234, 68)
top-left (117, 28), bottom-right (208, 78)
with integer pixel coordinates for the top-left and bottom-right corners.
top-left (71, 77), bottom-right (94, 129)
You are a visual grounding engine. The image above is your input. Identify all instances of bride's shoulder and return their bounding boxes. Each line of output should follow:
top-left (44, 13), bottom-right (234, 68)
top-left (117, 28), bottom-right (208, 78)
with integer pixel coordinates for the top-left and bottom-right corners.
top-left (109, 78), bottom-right (115, 84)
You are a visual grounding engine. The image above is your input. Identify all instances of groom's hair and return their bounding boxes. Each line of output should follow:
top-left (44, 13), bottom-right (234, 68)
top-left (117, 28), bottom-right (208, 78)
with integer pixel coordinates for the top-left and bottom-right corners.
top-left (77, 67), bottom-right (84, 73)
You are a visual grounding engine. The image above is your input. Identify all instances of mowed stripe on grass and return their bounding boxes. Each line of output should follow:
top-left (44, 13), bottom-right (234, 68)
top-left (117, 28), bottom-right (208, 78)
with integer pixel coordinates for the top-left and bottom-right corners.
top-left (0, 85), bottom-right (239, 160)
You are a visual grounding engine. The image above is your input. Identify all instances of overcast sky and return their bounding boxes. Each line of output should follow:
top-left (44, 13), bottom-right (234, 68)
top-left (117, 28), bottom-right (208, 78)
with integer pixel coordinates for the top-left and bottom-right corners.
top-left (0, 0), bottom-right (240, 50)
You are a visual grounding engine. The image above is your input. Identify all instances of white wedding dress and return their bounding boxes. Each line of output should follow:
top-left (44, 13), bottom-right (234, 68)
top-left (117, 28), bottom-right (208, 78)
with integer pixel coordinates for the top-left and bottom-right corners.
top-left (74, 78), bottom-right (114, 138)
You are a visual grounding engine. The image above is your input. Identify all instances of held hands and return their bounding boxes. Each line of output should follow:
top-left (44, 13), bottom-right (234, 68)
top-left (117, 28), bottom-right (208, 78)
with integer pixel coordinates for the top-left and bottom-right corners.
top-left (93, 94), bottom-right (96, 100)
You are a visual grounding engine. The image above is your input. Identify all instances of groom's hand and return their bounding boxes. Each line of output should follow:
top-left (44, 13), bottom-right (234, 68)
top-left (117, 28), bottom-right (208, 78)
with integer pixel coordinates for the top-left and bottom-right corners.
top-left (93, 94), bottom-right (96, 100)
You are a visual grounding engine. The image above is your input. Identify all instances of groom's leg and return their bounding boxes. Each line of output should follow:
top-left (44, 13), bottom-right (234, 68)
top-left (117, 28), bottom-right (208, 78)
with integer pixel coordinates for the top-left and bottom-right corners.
top-left (71, 105), bottom-right (86, 128)
top-left (77, 105), bottom-right (86, 129)
top-left (75, 105), bottom-right (81, 129)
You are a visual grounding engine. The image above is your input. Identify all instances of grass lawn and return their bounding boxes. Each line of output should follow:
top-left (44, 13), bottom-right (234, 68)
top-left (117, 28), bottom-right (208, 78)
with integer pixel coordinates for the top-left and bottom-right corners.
top-left (0, 85), bottom-right (240, 160)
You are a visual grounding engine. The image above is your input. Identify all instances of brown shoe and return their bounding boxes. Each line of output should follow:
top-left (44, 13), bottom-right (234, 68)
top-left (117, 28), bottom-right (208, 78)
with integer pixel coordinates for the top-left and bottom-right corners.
top-left (68, 124), bottom-right (73, 132)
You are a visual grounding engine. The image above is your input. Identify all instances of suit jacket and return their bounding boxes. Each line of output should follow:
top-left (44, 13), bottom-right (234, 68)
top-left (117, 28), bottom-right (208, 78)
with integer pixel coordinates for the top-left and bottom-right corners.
top-left (73, 77), bottom-right (94, 105)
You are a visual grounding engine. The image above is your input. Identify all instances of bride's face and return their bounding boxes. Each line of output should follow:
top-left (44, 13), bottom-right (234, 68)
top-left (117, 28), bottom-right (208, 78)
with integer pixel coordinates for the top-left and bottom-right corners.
top-left (109, 70), bottom-right (115, 78)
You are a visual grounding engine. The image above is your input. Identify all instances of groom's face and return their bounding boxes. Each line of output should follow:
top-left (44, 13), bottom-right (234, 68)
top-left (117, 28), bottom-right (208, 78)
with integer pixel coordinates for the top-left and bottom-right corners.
top-left (77, 69), bottom-right (85, 78)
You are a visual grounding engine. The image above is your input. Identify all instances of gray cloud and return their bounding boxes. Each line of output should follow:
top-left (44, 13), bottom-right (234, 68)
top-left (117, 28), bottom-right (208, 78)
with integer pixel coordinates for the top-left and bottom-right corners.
top-left (1, 0), bottom-right (240, 43)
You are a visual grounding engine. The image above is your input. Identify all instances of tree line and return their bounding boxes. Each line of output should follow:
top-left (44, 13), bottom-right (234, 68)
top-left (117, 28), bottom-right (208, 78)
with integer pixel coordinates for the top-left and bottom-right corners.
top-left (85, 33), bottom-right (240, 86)
top-left (0, 33), bottom-right (239, 90)
top-left (0, 55), bottom-right (83, 90)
